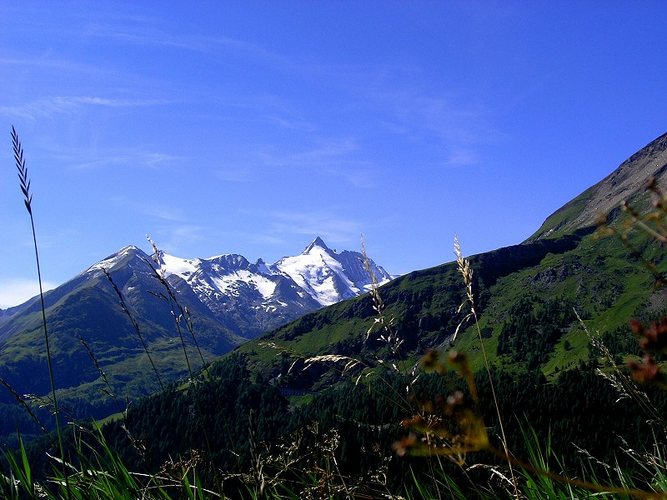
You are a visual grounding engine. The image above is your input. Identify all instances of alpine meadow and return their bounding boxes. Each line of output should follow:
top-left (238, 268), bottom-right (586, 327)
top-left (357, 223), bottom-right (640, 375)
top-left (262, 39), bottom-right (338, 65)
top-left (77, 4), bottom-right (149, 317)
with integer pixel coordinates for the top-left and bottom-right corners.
top-left (2, 2), bottom-right (667, 499)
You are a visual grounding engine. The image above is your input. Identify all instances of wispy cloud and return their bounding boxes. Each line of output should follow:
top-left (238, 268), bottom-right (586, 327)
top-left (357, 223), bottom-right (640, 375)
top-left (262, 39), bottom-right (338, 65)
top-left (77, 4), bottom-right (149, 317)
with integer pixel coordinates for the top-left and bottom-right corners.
top-left (84, 24), bottom-right (208, 51)
top-left (265, 210), bottom-right (364, 247)
top-left (69, 151), bottom-right (180, 171)
top-left (399, 92), bottom-right (487, 143)
top-left (299, 61), bottom-right (494, 168)
top-left (260, 139), bottom-right (358, 167)
top-left (246, 233), bottom-right (288, 247)
top-left (0, 279), bottom-right (58, 309)
top-left (191, 93), bottom-right (316, 133)
top-left (264, 114), bottom-right (316, 132)
top-left (0, 56), bottom-right (100, 74)
top-left (445, 148), bottom-right (480, 167)
top-left (83, 22), bottom-right (297, 71)
top-left (151, 224), bottom-right (209, 256)
top-left (257, 139), bottom-right (376, 187)
top-left (215, 168), bottom-right (255, 183)
top-left (375, 84), bottom-right (498, 168)
top-left (110, 197), bottom-right (187, 222)
top-left (139, 206), bottom-right (186, 223)
top-left (0, 96), bottom-right (166, 121)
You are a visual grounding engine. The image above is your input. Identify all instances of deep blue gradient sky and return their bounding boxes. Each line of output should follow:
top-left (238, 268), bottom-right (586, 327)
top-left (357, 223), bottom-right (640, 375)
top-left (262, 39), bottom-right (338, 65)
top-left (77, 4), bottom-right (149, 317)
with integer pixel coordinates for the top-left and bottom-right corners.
top-left (1, 1), bottom-right (666, 307)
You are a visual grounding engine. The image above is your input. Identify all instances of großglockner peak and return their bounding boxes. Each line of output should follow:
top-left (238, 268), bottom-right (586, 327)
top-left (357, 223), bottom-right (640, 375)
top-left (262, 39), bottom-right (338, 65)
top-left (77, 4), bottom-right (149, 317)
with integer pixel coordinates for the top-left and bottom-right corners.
top-left (154, 237), bottom-right (392, 335)
top-left (273, 236), bottom-right (392, 306)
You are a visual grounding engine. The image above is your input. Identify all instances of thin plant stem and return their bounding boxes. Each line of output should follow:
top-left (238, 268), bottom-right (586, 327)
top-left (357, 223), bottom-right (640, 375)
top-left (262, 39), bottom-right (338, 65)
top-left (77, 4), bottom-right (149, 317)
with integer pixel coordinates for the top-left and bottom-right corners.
top-left (0, 377), bottom-right (48, 436)
top-left (146, 236), bottom-right (206, 373)
top-left (170, 297), bottom-right (195, 382)
top-left (102, 268), bottom-right (165, 391)
top-left (473, 308), bottom-right (518, 496)
top-left (11, 126), bottom-right (71, 497)
top-left (141, 255), bottom-right (194, 381)
top-left (77, 335), bottom-right (126, 412)
top-left (454, 236), bottom-right (518, 497)
top-left (183, 306), bottom-right (206, 367)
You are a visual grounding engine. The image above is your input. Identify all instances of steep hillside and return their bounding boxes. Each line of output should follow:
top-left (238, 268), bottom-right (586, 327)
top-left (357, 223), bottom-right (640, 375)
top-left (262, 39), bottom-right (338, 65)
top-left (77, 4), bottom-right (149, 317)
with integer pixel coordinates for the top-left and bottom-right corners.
top-left (530, 132), bottom-right (667, 240)
top-left (0, 246), bottom-right (240, 433)
top-left (234, 132), bottom-right (667, 387)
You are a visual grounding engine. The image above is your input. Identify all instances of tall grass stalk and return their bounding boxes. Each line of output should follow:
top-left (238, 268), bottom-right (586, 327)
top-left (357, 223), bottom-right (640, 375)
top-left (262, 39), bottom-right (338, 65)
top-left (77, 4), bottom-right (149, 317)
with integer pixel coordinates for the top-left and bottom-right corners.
top-left (11, 126), bottom-right (70, 494)
top-left (141, 255), bottom-right (194, 380)
top-left (454, 236), bottom-right (518, 496)
top-left (77, 335), bottom-right (120, 406)
top-left (485, 437), bottom-right (660, 498)
top-left (102, 268), bottom-right (165, 392)
top-left (361, 236), bottom-right (402, 354)
top-left (0, 377), bottom-right (48, 436)
top-left (145, 236), bottom-right (206, 377)
top-left (577, 309), bottom-right (664, 427)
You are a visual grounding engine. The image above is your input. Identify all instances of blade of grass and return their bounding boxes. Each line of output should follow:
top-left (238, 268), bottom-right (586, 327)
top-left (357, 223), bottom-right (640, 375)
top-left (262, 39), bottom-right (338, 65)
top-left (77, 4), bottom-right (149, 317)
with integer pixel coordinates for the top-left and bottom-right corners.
top-left (102, 267), bottom-right (165, 392)
top-left (11, 126), bottom-right (70, 497)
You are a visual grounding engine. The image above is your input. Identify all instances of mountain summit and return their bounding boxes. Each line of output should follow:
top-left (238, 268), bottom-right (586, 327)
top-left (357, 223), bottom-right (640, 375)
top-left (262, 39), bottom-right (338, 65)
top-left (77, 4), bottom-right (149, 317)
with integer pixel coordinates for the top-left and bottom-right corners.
top-left (275, 237), bottom-right (391, 306)
top-left (302, 236), bottom-right (330, 253)
top-left (157, 237), bottom-right (392, 325)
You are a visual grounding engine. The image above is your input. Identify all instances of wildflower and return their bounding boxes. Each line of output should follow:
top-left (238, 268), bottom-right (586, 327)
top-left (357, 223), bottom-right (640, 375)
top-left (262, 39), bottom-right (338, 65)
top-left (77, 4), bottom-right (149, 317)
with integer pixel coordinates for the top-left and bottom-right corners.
top-left (420, 349), bottom-right (440, 370)
top-left (392, 434), bottom-right (417, 457)
top-left (627, 354), bottom-right (662, 384)
top-left (630, 317), bottom-right (667, 354)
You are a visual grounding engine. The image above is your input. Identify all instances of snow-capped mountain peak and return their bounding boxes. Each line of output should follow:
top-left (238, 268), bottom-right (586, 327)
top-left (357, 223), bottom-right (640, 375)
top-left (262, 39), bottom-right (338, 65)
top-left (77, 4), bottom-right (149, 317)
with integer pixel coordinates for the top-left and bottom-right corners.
top-left (160, 253), bottom-right (201, 279)
top-left (85, 245), bottom-right (147, 274)
top-left (274, 238), bottom-right (391, 306)
top-left (302, 236), bottom-right (331, 254)
top-left (255, 258), bottom-right (272, 275)
top-left (78, 238), bottom-right (392, 338)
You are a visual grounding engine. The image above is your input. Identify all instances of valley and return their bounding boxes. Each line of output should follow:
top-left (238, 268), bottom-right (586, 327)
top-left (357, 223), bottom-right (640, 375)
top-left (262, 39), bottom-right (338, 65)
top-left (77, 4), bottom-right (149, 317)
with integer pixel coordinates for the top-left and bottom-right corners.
top-left (0, 237), bottom-right (390, 441)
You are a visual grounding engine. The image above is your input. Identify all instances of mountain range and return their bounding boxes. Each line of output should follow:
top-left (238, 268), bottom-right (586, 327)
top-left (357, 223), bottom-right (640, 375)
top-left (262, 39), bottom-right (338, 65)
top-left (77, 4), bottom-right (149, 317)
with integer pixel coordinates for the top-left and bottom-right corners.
top-left (0, 237), bottom-right (390, 436)
top-left (153, 235), bottom-right (391, 335)
top-left (2, 131), bottom-right (667, 448)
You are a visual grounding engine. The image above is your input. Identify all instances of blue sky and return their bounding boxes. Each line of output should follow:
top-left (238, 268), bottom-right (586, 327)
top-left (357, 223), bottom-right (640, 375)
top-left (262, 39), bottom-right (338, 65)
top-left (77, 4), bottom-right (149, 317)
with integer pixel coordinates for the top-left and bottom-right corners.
top-left (1, 1), bottom-right (666, 307)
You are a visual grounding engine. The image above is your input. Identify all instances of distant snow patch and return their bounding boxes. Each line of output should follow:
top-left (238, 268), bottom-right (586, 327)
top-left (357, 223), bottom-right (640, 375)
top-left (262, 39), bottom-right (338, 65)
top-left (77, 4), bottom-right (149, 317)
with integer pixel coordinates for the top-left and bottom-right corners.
top-left (211, 271), bottom-right (277, 299)
top-left (161, 254), bottom-right (200, 278)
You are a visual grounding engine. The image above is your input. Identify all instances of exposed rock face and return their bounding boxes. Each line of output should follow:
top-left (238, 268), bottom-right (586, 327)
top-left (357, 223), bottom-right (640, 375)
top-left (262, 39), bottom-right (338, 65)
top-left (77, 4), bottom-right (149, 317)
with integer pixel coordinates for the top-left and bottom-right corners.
top-left (531, 132), bottom-right (667, 240)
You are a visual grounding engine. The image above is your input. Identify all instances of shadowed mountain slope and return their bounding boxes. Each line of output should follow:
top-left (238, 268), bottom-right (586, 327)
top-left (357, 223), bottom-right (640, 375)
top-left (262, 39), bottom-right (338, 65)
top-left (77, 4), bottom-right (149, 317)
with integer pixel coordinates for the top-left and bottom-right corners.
top-left (233, 132), bottom-right (667, 388)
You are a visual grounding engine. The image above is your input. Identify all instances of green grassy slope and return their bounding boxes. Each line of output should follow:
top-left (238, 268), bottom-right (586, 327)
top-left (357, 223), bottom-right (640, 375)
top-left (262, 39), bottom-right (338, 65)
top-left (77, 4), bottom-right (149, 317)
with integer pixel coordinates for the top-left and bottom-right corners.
top-left (231, 225), bottom-right (662, 391)
top-left (0, 253), bottom-right (244, 444)
top-left (227, 132), bottom-right (667, 389)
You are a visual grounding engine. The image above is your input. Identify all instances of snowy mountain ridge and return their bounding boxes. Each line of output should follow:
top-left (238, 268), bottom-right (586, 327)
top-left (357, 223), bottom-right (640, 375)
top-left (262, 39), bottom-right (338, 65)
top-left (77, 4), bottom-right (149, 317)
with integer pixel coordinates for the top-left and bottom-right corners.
top-left (159, 236), bottom-right (391, 309)
top-left (0, 236), bottom-right (391, 429)
top-left (74, 236), bottom-right (391, 339)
